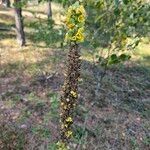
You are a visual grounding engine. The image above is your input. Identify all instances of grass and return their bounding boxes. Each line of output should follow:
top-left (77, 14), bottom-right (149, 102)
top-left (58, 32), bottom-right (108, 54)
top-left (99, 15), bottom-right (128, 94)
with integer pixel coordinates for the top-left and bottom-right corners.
top-left (0, 2), bottom-right (150, 150)
top-left (133, 39), bottom-right (150, 68)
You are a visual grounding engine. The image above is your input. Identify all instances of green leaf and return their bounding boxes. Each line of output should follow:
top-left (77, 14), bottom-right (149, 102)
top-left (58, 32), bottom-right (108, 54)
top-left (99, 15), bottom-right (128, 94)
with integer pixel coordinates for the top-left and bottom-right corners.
top-left (114, 0), bottom-right (119, 7)
top-left (108, 54), bottom-right (119, 65)
top-left (114, 8), bottom-right (120, 16)
top-left (123, 0), bottom-right (129, 5)
top-left (119, 54), bottom-right (131, 61)
top-left (73, 1), bottom-right (80, 8)
top-left (110, 54), bottom-right (118, 60)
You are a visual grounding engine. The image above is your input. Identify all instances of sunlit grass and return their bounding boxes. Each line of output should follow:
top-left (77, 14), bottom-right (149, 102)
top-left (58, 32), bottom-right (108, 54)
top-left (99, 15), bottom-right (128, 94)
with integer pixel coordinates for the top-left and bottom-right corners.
top-left (23, 2), bottom-right (64, 25)
top-left (136, 43), bottom-right (150, 56)
top-left (133, 38), bottom-right (150, 67)
top-left (24, 2), bottom-right (64, 14)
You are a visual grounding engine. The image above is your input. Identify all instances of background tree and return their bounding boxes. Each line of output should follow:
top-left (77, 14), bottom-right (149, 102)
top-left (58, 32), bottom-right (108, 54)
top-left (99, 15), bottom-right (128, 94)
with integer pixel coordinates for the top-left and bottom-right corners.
top-left (38, 0), bottom-right (52, 19)
top-left (47, 0), bottom-right (52, 19)
top-left (13, 0), bottom-right (26, 46)
top-left (1, 0), bottom-right (10, 7)
top-left (82, 0), bottom-right (150, 99)
top-left (83, 0), bottom-right (149, 67)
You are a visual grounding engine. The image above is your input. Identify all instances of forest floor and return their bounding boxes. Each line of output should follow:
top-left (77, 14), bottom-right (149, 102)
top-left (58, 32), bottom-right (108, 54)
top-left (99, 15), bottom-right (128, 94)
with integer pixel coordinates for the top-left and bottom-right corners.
top-left (0, 3), bottom-right (150, 150)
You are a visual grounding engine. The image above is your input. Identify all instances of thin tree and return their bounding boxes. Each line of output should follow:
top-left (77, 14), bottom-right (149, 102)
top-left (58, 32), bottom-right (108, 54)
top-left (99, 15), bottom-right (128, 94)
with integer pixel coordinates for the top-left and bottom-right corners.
top-left (14, 0), bottom-right (25, 46)
top-left (38, 0), bottom-right (52, 19)
top-left (47, 0), bottom-right (52, 19)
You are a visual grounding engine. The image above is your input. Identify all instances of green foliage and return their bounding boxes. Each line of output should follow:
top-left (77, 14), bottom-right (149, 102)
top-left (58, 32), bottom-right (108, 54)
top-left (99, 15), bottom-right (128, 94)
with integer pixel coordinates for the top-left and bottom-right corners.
top-left (74, 125), bottom-right (87, 141)
top-left (143, 136), bottom-right (150, 146)
top-left (29, 19), bottom-right (65, 47)
top-left (83, 0), bottom-right (150, 66)
top-left (13, 0), bottom-right (28, 8)
top-left (48, 142), bottom-right (58, 150)
top-left (44, 93), bottom-right (59, 123)
top-left (32, 125), bottom-right (51, 139)
top-left (50, 93), bottom-right (59, 111)
top-left (123, 0), bottom-right (130, 5)
top-left (108, 53), bottom-right (131, 65)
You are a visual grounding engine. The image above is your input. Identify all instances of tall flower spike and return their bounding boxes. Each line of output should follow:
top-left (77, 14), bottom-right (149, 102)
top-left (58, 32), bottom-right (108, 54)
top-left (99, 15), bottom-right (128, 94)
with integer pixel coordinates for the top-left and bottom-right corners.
top-left (65, 1), bottom-right (86, 43)
top-left (59, 1), bottom-right (86, 149)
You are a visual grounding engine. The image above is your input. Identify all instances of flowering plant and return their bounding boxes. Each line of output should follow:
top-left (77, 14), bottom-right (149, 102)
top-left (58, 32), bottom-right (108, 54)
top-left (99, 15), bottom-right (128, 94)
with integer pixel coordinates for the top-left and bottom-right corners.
top-left (65, 2), bottom-right (86, 43)
top-left (58, 2), bottom-right (86, 149)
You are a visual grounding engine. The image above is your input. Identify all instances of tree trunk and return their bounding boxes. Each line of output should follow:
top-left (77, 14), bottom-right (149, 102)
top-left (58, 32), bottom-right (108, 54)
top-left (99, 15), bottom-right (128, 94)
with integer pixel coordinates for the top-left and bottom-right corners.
top-left (14, 0), bottom-right (25, 46)
top-left (2, 0), bottom-right (10, 7)
top-left (47, 0), bottom-right (52, 19)
top-left (5, 0), bottom-right (10, 7)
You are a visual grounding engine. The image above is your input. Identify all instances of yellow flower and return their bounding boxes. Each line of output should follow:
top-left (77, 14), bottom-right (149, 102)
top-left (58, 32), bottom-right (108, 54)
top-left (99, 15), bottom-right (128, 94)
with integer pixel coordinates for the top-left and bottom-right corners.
top-left (66, 6), bottom-right (73, 21)
top-left (75, 27), bottom-right (85, 42)
top-left (78, 15), bottom-right (85, 23)
top-left (70, 91), bottom-right (77, 98)
top-left (65, 13), bottom-right (72, 22)
top-left (57, 142), bottom-right (68, 150)
top-left (66, 117), bottom-right (73, 123)
top-left (67, 23), bottom-right (75, 29)
top-left (76, 5), bottom-right (86, 16)
top-left (64, 124), bottom-right (68, 128)
top-left (68, 6), bottom-right (73, 14)
top-left (76, 32), bottom-right (84, 42)
top-left (65, 3), bottom-right (86, 43)
top-left (71, 36), bottom-right (76, 41)
top-left (61, 124), bottom-right (68, 129)
top-left (65, 130), bottom-right (73, 138)
top-left (78, 27), bottom-right (84, 33)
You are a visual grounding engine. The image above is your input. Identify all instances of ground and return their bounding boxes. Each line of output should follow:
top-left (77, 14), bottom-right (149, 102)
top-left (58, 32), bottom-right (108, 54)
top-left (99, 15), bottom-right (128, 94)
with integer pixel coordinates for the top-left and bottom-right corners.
top-left (0, 2), bottom-right (150, 150)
